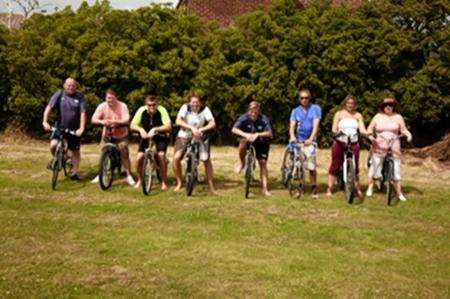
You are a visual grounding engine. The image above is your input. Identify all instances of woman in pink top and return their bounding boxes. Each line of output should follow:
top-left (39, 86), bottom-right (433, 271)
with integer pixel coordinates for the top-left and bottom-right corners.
top-left (91, 89), bottom-right (135, 186)
top-left (366, 98), bottom-right (412, 201)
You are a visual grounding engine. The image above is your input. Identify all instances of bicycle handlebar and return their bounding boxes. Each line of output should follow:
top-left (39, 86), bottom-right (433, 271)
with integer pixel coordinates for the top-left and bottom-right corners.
top-left (51, 127), bottom-right (77, 136)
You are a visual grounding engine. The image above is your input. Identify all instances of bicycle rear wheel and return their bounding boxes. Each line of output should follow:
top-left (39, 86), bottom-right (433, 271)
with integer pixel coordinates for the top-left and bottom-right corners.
top-left (385, 159), bottom-right (397, 206)
top-left (142, 154), bottom-right (155, 195)
top-left (51, 147), bottom-right (62, 190)
top-left (63, 154), bottom-right (73, 178)
top-left (185, 154), bottom-right (196, 196)
top-left (345, 159), bottom-right (356, 204)
top-left (281, 150), bottom-right (293, 187)
top-left (99, 150), bottom-right (114, 191)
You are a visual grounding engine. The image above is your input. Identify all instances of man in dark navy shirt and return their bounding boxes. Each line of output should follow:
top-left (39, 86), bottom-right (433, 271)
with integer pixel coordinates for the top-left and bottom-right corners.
top-left (232, 101), bottom-right (273, 196)
top-left (42, 78), bottom-right (87, 180)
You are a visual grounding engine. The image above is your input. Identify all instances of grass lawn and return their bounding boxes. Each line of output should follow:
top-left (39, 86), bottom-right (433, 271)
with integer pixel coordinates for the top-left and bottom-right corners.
top-left (0, 137), bottom-right (449, 297)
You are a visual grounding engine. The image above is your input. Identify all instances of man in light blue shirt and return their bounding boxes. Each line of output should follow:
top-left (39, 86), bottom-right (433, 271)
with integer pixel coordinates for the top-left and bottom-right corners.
top-left (289, 89), bottom-right (321, 198)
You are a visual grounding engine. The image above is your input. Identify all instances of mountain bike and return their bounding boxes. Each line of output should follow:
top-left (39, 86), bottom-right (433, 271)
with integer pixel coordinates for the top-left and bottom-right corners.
top-left (281, 142), bottom-right (306, 198)
top-left (141, 135), bottom-right (163, 196)
top-left (334, 132), bottom-right (358, 204)
top-left (368, 134), bottom-right (406, 206)
top-left (50, 126), bottom-right (76, 190)
top-left (98, 126), bottom-right (124, 191)
top-left (185, 138), bottom-right (201, 196)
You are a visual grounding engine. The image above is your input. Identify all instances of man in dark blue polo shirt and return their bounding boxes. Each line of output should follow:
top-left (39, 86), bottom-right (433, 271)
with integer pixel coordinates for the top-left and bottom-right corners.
top-left (42, 78), bottom-right (87, 180)
top-left (232, 101), bottom-right (273, 196)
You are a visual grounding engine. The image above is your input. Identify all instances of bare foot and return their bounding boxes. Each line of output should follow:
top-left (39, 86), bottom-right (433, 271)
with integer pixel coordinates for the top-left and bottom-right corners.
top-left (209, 188), bottom-right (219, 195)
top-left (173, 184), bottom-right (182, 192)
top-left (161, 183), bottom-right (169, 191)
top-left (234, 163), bottom-right (244, 174)
top-left (134, 180), bottom-right (141, 189)
top-left (326, 188), bottom-right (332, 197)
top-left (263, 190), bottom-right (272, 197)
top-left (357, 190), bottom-right (364, 198)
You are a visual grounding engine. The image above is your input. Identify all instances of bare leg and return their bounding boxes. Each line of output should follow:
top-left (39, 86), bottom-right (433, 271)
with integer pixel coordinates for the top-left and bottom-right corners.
top-left (173, 151), bottom-right (184, 191)
top-left (235, 140), bottom-right (248, 173)
top-left (393, 180), bottom-right (402, 196)
top-left (50, 140), bottom-right (58, 156)
top-left (309, 170), bottom-right (317, 186)
top-left (204, 160), bottom-right (217, 194)
top-left (157, 151), bottom-right (169, 190)
top-left (258, 159), bottom-right (271, 196)
top-left (135, 152), bottom-right (145, 188)
top-left (327, 174), bottom-right (336, 196)
top-left (120, 147), bottom-right (132, 177)
top-left (71, 149), bottom-right (80, 175)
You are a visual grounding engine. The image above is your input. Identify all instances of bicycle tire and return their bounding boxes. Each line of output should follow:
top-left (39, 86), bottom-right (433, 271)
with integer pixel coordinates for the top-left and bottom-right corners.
top-left (244, 150), bottom-right (253, 199)
top-left (99, 150), bottom-right (114, 191)
top-left (345, 159), bottom-right (356, 204)
top-left (386, 159), bottom-right (396, 206)
top-left (51, 146), bottom-right (62, 190)
top-left (142, 154), bottom-right (154, 196)
top-left (281, 150), bottom-right (292, 187)
top-left (63, 155), bottom-right (73, 177)
top-left (185, 154), bottom-right (196, 196)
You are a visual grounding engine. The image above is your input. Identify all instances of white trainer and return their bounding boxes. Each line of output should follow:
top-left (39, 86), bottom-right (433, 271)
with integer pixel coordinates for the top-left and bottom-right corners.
top-left (91, 175), bottom-right (99, 183)
top-left (126, 175), bottom-right (136, 186)
top-left (366, 187), bottom-right (373, 197)
top-left (398, 193), bottom-right (407, 202)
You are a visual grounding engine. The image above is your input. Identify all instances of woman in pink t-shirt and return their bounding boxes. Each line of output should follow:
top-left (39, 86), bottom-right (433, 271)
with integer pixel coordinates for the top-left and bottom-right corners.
top-left (366, 98), bottom-right (412, 201)
top-left (91, 89), bottom-right (135, 186)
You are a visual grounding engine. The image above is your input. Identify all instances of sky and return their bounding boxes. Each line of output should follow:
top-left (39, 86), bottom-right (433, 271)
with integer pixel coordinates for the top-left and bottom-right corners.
top-left (0, 0), bottom-right (179, 14)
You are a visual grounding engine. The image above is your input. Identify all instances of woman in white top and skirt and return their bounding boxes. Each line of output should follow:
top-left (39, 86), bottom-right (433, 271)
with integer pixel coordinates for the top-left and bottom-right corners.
top-left (327, 95), bottom-right (367, 197)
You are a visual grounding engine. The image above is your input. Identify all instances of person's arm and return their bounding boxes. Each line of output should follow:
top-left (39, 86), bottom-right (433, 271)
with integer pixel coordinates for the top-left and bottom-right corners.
top-left (331, 111), bottom-right (340, 134)
top-left (232, 127), bottom-right (250, 139)
top-left (153, 106), bottom-right (172, 134)
top-left (42, 105), bottom-right (52, 131)
top-left (130, 107), bottom-right (148, 138)
top-left (76, 112), bottom-right (86, 136)
top-left (289, 121), bottom-right (297, 142)
top-left (112, 105), bottom-right (130, 126)
top-left (306, 106), bottom-right (321, 145)
top-left (398, 115), bottom-right (412, 142)
top-left (91, 105), bottom-right (104, 126)
top-left (357, 113), bottom-right (368, 135)
top-left (257, 116), bottom-right (273, 139)
top-left (199, 108), bottom-right (216, 134)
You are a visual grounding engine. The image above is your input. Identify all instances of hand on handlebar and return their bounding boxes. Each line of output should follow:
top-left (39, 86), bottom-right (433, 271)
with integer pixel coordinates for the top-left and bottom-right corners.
top-left (246, 133), bottom-right (258, 143)
top-left (42, 121), bottom-right (51, 132)
top-left (75, 128), bottom-right (84, 137)
top-left (289, 136), bottom-right (297, 143)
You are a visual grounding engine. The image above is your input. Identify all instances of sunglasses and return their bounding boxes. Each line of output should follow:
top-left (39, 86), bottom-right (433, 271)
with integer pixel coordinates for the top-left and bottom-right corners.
top-left (383, 103), bottom-right (394, 107)
top-left (147, 103), bottom-right (157, 107)
top-left (300, 97), bottom-right (309, 100)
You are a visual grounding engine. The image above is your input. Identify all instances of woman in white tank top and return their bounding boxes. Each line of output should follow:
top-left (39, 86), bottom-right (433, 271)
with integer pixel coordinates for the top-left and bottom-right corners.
top-left (327, 95), bottom-right (367, 197)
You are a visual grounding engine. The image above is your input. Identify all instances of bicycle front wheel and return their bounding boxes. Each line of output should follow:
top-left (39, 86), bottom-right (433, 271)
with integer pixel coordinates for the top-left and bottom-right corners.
top-left (244, 152), bottom-right (254, 199)
top-left (345, 159), bottom-right (356, 204)
top-left (99, 150), bottom-right (114, 191)
top-left (142, 155), bottom-right (154, 195)
top-left (185, 155), bottom-right (196, 196)
top-left (51, 147), bottom-right (62, 190)
top-left (385, 159), bottom-right (397, 206)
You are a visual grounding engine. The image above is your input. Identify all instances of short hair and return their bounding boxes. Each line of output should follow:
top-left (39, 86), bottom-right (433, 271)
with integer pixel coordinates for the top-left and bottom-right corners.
top-left (298, 89), bottom-right (311, 98)
top-left (379, 97), bottom-right (399, 113)
top-left (188, 93), bottom-right (201, 102)
top-left (105, 88), bottom-right (118, 98)
top-left (145, 95), bottom-right (157, 102)
top-left (342, 94), bottom-right (356, 105)
top-left (248, 101), bottom-right (260, 110)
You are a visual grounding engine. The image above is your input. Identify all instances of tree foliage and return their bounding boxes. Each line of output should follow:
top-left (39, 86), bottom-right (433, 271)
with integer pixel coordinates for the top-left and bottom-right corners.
top-left (4, 0), bottom-right (449, 145)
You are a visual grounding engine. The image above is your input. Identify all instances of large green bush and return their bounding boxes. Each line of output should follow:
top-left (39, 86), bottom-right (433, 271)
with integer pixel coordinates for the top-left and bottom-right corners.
top-left (4, 0), bottom-right (449, 145)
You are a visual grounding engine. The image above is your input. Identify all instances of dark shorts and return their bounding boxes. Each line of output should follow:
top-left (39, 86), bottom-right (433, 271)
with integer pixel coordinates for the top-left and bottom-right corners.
top-left (138, 135), bottom-right (169, 153)
top-left (51, 130), bottom-right (81, 151)
top-left (328, 141), bottom-right (360, 176)
top-left (241, 139), bottom-right (270, 160)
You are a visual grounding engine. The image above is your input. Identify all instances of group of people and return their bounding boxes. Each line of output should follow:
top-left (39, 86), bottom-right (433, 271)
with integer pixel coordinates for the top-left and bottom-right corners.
top-left (42, 78), bottom-right (413, 201)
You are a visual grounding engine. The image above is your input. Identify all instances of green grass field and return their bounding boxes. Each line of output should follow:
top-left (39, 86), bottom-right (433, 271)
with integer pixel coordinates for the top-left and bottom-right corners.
top-left (0, 137), bottom-right (449, 298)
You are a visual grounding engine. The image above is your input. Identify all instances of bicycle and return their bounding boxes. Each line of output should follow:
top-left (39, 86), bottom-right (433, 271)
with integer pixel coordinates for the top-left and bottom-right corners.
top-left (334, 132), bottom-right (358, 204)
top-left (243, 143), bottom-right (257, 199)
top-left (281, 142), bottom-right (306, 198)
top-left (185, 138), bottom-right (201, 196)
top-left (97, 126), bottom-right (124, 191)
top-left (141, 136), bottom-right (163, 196)
top-left (50, 126), bottom-right (76, 190)
top-left (368, 134), bottom-right (406, 206)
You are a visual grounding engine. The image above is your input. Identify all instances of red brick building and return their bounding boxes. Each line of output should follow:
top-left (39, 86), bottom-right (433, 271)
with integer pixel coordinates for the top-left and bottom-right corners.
top-left (177, 0), bottom-right (362, 26)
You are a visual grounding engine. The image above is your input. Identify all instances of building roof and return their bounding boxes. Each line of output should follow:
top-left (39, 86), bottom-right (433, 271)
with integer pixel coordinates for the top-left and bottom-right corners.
top-left (177, 0), bottom-right (362, 26)
top-left (0, 13), bottom-right (25, 29)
